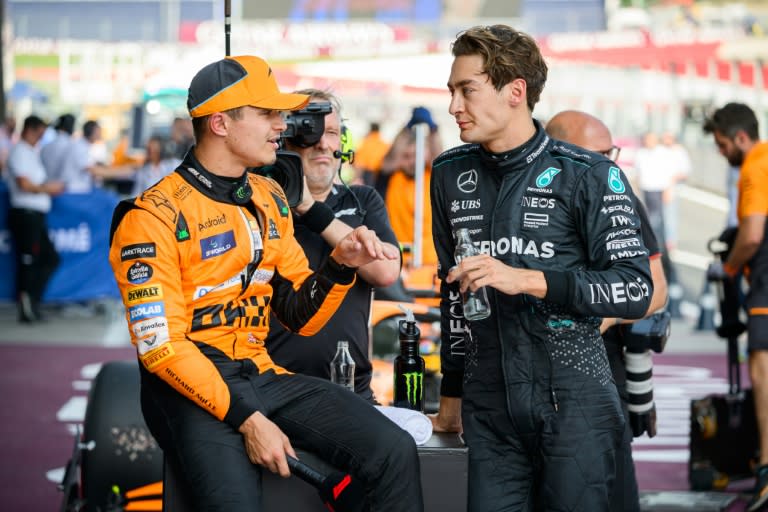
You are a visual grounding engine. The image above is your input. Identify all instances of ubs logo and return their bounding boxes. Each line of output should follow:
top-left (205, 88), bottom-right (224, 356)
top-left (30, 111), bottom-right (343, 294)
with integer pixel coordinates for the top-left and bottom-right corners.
top-left (457, 169), bottom-right (478, 193)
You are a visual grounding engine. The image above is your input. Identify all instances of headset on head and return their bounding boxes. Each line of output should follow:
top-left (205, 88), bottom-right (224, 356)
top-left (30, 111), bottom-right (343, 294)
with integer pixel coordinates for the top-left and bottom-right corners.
top-left (333, 124), bottom-right (355, 164)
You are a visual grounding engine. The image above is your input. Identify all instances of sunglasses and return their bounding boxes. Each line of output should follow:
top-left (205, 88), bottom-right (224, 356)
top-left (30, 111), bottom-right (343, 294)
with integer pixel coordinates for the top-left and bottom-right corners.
top-left (599, 146), bottom-right (621, 161)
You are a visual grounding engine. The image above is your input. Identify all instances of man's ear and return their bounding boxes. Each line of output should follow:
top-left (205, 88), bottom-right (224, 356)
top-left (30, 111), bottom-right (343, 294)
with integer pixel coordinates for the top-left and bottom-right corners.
top-left (506, 78), bottom-right (528, 109)
top-left (208, 113), bottom-right (229, 137)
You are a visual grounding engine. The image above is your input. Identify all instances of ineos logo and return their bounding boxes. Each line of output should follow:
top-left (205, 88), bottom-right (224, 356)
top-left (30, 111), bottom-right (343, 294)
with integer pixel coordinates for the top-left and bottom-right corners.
top-left (457, 169), bottom-right (478, 193)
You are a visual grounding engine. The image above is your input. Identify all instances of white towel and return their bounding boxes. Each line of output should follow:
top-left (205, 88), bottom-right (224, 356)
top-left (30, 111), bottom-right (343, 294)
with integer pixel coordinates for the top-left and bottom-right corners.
top-left (374, 405), bottom-right (433, 446)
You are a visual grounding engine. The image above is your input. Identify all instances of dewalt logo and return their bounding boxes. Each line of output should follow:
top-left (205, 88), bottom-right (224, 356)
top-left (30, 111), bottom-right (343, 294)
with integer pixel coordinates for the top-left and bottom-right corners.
top-left (126, 285), bottom-right (163, 305)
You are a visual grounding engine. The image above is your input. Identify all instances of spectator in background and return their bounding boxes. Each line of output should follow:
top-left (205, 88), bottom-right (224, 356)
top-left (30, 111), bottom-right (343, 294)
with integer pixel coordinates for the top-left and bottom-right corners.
top-left (58, 120), bottom-right (111, 192)
top-left (380, 107), bottom-right (442, 266)
top-left (41, 113), bottom-right (76, 182)
top-left (265, 89), bottom-right (401, 401)
top-left (660, 131), bottom-right (692, 250)
top-left (167, 116), bottom-right (194, 160)
top-left (0, 116), bottom-right (17, 175)
top-left (131, 135), bottom-right (181, 196)
top-left (354, 121), bottom-right (390, 187)
top-left (5, 115), bottom-right (65, 323)
top-left (703, 103), bottom-right (768, 512)
top-left (634, 131), bottom-right (678, 283)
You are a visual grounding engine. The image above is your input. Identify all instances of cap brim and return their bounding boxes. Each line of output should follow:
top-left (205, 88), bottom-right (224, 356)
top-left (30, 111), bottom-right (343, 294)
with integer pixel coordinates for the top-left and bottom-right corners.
top-left (253, 92), bottom-right (310, 111)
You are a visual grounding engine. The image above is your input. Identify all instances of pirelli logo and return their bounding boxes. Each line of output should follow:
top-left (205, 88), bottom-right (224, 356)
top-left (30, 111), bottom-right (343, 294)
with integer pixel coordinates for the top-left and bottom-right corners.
top-left (126, 285), bottom-right (163, 304)
top-left (141, 343), bottom-right (175, 370)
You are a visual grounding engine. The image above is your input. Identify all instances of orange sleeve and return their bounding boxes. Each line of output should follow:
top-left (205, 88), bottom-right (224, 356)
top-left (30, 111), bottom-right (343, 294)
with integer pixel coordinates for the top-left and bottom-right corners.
top-left (109, 208), bottom-right (233, 422)
top-left (739, 164), bottom-right (768, 219)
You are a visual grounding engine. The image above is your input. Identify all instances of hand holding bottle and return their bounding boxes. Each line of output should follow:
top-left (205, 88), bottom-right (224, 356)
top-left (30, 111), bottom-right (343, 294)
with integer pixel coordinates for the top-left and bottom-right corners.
top-left (452, 228), bottom-right (491, 321)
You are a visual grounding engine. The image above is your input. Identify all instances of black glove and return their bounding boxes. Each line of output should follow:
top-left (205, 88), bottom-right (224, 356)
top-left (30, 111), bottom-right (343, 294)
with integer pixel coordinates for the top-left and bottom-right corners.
top-left (629, 403), bottom-right (657, 438)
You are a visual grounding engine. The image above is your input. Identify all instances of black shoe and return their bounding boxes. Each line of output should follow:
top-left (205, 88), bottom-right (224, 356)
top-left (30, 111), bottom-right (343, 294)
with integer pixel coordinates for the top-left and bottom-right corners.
top-left (747, 465), bottom-right (768, 512)
top-left (18, 292), bottom-right (38, 324)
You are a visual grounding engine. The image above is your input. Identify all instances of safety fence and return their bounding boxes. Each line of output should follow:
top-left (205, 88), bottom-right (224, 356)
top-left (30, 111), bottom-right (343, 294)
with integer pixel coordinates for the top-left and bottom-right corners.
top-left (0, 182), bottom-right (121, 303)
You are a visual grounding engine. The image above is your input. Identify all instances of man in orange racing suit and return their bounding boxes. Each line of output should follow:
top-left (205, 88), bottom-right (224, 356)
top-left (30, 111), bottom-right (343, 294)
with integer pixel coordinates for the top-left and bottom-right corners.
top-left (108, 55), bottom-right (424, 511)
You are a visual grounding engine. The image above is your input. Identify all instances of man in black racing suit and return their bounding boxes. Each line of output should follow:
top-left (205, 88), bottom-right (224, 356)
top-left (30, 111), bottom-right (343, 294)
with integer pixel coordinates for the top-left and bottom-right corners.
top-left (429, 25), bottom-right (653, 511)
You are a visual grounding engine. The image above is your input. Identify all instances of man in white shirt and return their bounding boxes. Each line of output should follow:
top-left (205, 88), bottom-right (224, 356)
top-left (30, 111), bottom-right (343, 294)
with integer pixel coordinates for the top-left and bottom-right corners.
top-left (6, 115), bottom-right (65, 322)
top-left (58, 120), bottom-right (110, 193)
top-left (41, 113), bottom-right (76, 181)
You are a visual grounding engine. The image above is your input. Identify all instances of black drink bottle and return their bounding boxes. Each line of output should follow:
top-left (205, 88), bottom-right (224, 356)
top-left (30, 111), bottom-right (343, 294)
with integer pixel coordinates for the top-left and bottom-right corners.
top-left (393, 307), bottom-right (425, 412)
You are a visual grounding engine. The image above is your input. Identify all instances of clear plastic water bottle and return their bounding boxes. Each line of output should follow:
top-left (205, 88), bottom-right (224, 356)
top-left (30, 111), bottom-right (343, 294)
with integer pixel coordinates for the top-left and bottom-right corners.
top-left (453, 228), bottom-right (491, 321)
top-left (330, 340), bottom-right (355, 392)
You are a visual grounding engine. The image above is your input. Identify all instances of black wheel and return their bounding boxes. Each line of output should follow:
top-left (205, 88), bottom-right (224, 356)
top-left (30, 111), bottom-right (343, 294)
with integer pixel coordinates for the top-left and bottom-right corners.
top-left (81, 360), bottom-right (163, 511)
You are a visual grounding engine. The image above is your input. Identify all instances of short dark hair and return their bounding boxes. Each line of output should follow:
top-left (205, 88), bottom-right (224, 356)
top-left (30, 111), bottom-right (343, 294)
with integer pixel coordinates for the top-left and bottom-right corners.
top-left (190, 106), bottom-right (244, 142)
top-left (451, 25), bottom-right (548, 112)
top-left (83, 120), bottom-right (100, 139)
top-left (703, 102), bottom-right (759, 141)
top-left (55, 113), bottom-right (76, 135)
top-left (22, 115), bottom-right (46, 133)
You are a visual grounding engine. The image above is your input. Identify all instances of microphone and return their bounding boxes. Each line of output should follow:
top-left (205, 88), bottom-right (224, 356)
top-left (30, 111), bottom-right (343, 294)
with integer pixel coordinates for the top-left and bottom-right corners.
top-left (286, 455), bottom-right (367, 512)
top-left (333, 149), bottom-right (355, 164)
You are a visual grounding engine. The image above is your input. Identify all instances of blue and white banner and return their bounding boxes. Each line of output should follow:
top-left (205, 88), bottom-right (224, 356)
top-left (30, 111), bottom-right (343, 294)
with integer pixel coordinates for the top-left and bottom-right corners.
top-left (0, 182), bottom-right (122, 302)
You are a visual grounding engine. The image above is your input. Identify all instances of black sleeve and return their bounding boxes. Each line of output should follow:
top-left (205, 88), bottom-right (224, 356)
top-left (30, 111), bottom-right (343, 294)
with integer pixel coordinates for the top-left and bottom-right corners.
top-left (430, 170), bottom-right (465, 397)
top-left (543, 162), bottom-right (653, 319)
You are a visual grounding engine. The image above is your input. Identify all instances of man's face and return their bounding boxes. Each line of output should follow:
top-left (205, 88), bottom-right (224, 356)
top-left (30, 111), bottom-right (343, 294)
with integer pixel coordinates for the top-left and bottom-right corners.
top-left (290, 108), bottom-right (341, 193)
top-left (30, 126), bottom-right (47, 146)
top-left (447, 54), bottom-right (514, 151)
top-left (713, 130), bottom-right (746, 167)
top-left (224, 106), bottom-right (286, 167)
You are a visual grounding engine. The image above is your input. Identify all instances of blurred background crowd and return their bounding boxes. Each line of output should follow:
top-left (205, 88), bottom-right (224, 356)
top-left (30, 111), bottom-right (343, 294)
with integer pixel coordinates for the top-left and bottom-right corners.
top-left (0, 0), bottom-right (766, 315)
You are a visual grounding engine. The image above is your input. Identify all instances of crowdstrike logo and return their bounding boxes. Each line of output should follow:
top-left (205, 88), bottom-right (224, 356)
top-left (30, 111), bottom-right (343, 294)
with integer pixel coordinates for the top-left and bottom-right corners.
top-left (457, 169), bottom-right (478, 193)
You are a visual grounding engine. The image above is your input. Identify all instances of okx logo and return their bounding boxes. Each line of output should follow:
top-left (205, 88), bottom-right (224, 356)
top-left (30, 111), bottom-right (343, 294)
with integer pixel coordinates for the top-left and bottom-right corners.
top-left (400, 371), bottom-right (424, 407)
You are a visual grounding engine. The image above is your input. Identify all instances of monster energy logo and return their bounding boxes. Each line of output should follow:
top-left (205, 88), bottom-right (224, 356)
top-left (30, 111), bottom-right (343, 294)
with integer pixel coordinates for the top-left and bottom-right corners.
top-left (402, 372), bottom-right (423, 406)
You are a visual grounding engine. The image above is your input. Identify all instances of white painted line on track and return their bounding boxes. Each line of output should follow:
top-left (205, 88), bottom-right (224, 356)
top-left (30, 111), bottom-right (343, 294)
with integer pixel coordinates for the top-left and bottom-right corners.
top-left (678, 185), bottom-right (729, 212)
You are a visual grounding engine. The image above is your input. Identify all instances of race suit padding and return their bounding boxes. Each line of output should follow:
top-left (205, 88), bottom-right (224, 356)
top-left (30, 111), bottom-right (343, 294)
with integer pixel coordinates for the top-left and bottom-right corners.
top-left (109, 153), bottom-right (356, 430)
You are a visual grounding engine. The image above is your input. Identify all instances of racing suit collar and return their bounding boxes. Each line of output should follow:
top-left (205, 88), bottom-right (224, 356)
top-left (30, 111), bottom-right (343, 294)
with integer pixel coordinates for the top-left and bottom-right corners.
top-left (177, 148), bottom-right (249, 205)
top-left (478, 118), bottom-right (550, 172)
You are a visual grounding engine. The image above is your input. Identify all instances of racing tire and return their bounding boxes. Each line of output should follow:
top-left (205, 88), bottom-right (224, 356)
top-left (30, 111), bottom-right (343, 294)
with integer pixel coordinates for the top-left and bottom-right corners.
top-left (81, 360), bottom-right (163, 511)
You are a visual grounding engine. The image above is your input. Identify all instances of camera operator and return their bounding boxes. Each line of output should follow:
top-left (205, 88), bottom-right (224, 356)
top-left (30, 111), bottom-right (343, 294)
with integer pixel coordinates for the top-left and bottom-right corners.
top-left (546, 110), bottom-right (669, 512)
top-left (703, 103), bottom-right (768, 512)
top-left (265, 89), bottom-right (401, 402)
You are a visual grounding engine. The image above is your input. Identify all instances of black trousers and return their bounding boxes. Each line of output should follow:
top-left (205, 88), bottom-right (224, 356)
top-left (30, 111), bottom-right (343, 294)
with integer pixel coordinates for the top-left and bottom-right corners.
top-left (141, 359), bottom-right (424, 512)
top-left (8, 208), bottom-right (59, 309)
